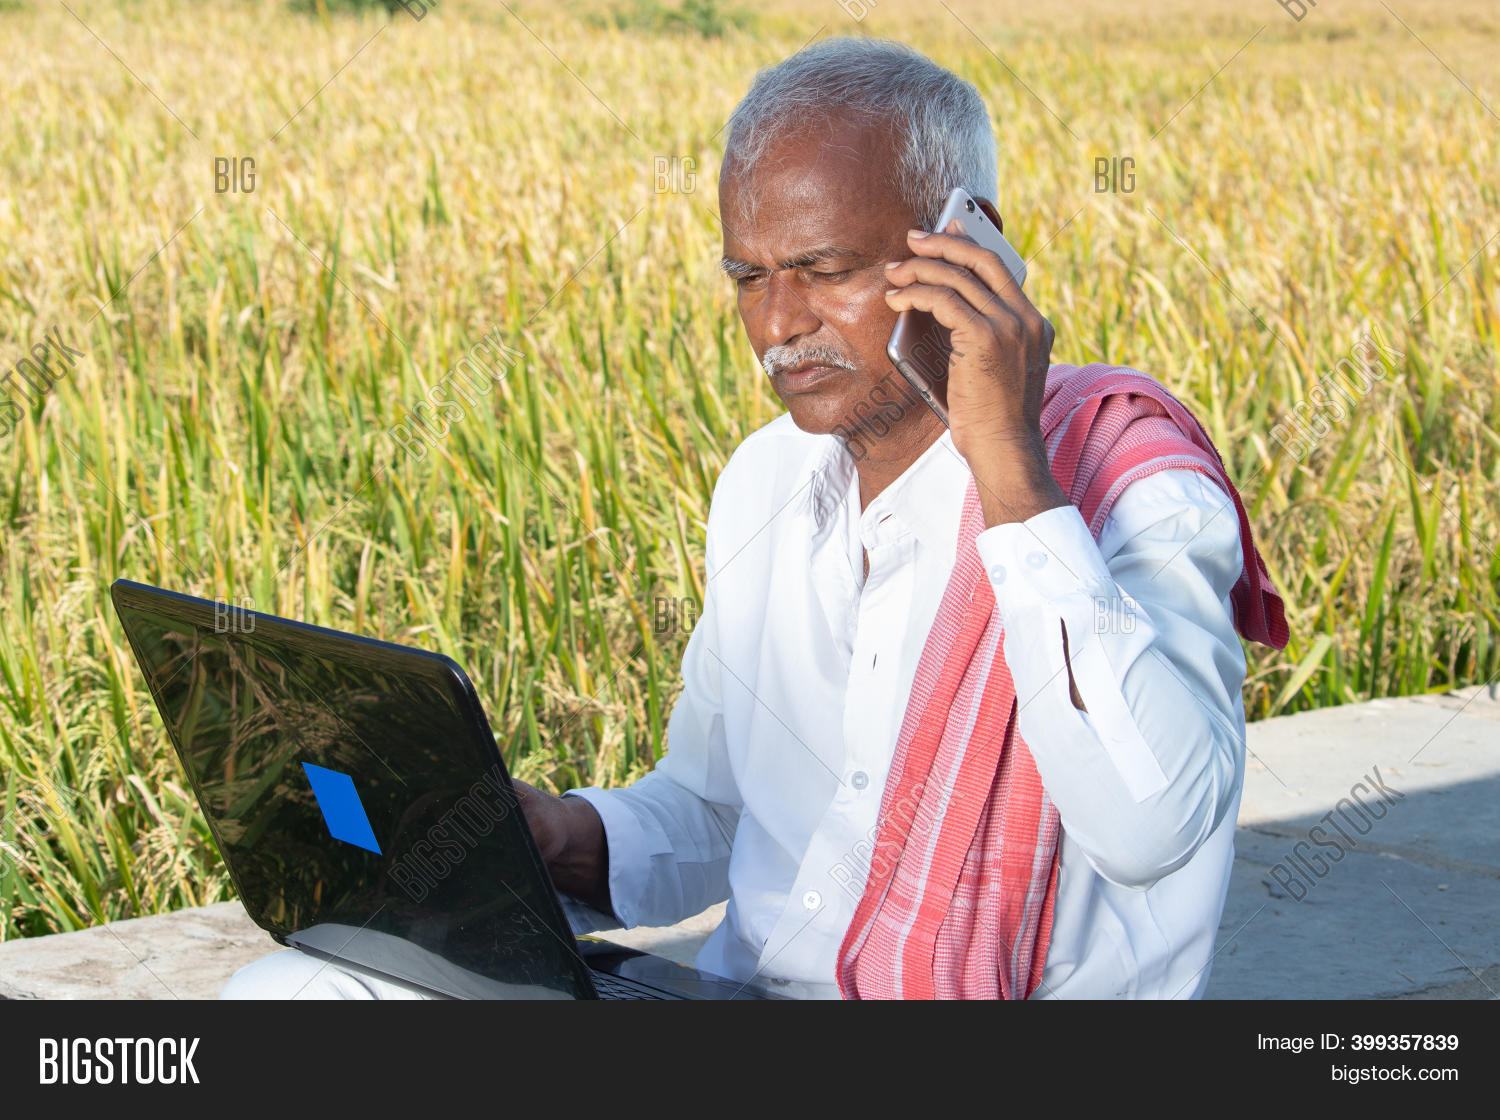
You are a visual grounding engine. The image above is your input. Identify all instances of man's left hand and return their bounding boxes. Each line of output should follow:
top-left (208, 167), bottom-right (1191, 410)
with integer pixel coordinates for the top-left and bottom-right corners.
top-left (883, 211), bottom-right (1069, 526)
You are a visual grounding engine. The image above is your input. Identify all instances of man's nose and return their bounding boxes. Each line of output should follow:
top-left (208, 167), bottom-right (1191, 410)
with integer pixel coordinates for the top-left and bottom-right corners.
top-left (761, 272), bottom-right (821, 347)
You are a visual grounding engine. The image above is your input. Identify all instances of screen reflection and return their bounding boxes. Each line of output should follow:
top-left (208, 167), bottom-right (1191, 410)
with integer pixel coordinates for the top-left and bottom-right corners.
top-left (115, 595), bottom-right (594, 999)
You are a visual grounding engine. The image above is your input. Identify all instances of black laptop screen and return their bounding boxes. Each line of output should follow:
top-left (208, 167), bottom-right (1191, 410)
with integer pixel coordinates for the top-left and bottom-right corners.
top-left (114, 588), bottom-right (594, 998)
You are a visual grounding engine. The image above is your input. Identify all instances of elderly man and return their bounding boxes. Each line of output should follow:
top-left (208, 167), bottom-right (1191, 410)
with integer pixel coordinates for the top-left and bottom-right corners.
top-left (225, 36), bottom-right (1285, 1000)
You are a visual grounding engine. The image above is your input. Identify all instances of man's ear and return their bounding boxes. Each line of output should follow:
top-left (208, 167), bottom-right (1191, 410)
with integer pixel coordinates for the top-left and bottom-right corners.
top-left (973, 196), bottom-right (1004, 235)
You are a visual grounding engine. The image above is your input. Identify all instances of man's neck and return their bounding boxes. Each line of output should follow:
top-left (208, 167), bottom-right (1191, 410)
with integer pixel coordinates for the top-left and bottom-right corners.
top-left (852, 411), bottom-right (946, 512)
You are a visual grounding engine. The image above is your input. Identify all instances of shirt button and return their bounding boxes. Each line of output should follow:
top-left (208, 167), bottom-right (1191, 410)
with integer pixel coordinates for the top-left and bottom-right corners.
top-left (850, 770), bottom-right (869, 790)
top-left (803, 890), bottom-right (822, 910)
top-left (1026, 550), bottom-right (1048, 569)
top-left (988, 563), bottom-right (1006, 584)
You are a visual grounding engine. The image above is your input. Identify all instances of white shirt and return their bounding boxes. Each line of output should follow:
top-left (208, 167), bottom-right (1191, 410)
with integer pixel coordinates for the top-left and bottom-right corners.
top-left (567, 412), bottom-right (1249, 999)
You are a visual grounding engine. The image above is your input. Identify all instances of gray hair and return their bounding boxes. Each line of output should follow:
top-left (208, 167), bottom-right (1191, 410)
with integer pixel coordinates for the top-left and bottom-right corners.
top-left (721, 37), bottom-right (998, 231)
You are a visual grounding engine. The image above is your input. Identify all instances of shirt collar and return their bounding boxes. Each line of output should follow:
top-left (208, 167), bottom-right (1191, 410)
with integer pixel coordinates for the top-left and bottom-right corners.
top-left (807, 426), bottom-right (974, 558)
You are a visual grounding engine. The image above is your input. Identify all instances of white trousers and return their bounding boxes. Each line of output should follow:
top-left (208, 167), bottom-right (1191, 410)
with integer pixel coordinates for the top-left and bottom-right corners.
top-left (221, 948), bottom-right (445, 1000)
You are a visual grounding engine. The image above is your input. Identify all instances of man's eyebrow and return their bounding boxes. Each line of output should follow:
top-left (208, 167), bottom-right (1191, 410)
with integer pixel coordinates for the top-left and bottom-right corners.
top-left (720, 245), bottom-right (863, 278)
top-left (778, 244), bottom-right (861, 269)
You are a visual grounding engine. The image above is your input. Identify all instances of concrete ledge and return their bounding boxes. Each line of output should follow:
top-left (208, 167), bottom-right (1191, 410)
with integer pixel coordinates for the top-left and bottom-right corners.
top-left (0, 902), bottom-right (267, 1001)
top-left (1208, 683), bottom-right (1499, 1000)
top-left (1, 686), bottom-right (1494, 999)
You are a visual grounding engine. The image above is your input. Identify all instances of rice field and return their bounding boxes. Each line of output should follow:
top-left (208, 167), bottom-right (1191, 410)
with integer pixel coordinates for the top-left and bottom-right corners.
top-left (0, 0), bottom-right (1495, 939)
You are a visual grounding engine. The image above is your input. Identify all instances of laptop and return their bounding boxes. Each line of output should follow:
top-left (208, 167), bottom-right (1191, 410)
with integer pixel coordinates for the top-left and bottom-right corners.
top-left (110, 579), bottom-right (780, 1000)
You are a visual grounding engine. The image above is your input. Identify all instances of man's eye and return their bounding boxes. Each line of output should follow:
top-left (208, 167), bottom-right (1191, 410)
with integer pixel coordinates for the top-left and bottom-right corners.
top-left (811, 269), bottom-right (852, 283)
top-left (734, 274), bottom-right (767, 288)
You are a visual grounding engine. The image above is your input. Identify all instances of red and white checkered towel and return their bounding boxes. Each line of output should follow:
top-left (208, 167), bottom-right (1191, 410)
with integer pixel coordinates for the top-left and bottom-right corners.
top-left (835, 363), bottom-right (1289, 999)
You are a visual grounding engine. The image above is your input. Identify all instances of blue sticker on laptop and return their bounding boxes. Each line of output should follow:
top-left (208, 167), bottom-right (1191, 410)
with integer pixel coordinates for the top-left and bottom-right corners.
top-left (301, 762), bottom-right (382, 854)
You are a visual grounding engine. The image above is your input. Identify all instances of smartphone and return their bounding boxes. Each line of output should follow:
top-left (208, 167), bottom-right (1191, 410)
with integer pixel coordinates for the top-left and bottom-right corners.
top-left (885, 187), bottom-right (1027, 426)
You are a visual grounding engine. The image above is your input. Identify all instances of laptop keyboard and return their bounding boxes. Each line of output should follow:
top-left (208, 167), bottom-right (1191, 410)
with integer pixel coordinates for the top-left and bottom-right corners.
top-left (591, 970), bottom-right (672, 1000)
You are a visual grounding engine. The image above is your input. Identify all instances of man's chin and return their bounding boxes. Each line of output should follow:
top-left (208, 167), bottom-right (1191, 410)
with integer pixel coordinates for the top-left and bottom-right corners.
top-left (777, 392), bottom-right (850, 436)
top-left (769, 371), bottom-right (861, 432)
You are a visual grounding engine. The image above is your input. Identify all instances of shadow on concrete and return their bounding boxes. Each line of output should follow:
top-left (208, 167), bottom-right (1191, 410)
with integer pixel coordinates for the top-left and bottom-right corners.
top-left (1208, 772), bottom-right (1500, 999)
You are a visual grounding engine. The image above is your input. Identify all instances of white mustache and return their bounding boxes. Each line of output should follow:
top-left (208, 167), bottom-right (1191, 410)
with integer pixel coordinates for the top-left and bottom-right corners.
top-left (761, 343), bottom-right (856, 378)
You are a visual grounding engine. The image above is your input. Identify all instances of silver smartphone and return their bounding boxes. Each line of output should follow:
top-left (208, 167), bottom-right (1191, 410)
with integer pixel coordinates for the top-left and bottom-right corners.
top-left (885, 187), bottom-right (1028, 426)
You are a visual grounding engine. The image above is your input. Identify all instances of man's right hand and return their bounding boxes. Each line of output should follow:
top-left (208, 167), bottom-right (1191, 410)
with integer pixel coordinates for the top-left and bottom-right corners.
top-left (511, 778), bottom-right (614, 917)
